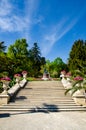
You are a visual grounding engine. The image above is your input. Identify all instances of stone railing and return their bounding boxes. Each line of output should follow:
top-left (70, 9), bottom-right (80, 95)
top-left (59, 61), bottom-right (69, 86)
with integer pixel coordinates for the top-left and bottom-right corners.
top-left (61, 77), bottom-right (86, 106)
top-left (0, 79), bottom-right (27, 105)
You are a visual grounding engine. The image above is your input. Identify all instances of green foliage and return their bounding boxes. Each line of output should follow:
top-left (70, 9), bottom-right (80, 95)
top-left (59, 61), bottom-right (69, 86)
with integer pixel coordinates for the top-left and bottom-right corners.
top-left (6, 40), bottom-right (46, 77)
top-left (0, 41), bottom-right (6, 52)
top-left (9, 78), bottom-right (16, 88)
top-left (0, 82), bottom-right (3, 93)
top-left (65, 66), bottom-right (86, 95)
top-left (0, 71), bottom-right (9, 78)
top-left (28, 43), bottom-right (46, 77)
top-left (7, 38), bottom-right (30, 75)
top-left (7, 39), bottom-right (29, 58)
top-left (65, 80), bottom-right (86, 96)
top-left (0, 38), bottom-right (69, 79)
top-left (0, 53), bottom-right (14, 75)
top-left (43, 57), bottom-right (68, 78)
top-left (68, 40), bottom-right (86, 71)
top-left (27, 77), bottom-right (35, 81)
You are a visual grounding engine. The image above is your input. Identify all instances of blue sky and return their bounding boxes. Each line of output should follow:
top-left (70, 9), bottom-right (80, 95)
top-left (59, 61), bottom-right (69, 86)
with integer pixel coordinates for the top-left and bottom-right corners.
top-left (0, 0), bottom-right (86, 63)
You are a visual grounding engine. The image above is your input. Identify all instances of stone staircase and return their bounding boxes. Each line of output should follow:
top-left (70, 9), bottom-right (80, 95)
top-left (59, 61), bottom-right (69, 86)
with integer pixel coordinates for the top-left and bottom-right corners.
top-left (0, 81), bottom-right (86, 113)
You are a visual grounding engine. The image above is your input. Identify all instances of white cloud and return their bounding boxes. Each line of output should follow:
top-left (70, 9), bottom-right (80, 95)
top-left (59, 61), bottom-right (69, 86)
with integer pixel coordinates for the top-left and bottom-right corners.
top-left (0, 0), bottom-right (12, 16)
top-left (0, 16), bottom-right (30, 32)
top-left (0, 0), bottom-right (86, 56)
top-left (41, 16), bottom-right (81, 56)
top-left (0, 0), bottom-right (39, 33)
top-left (23, 0), bottom-right (40, 41)
top-left (41, 4), bottom-right (86, 57)
top-left (33, 15), bottom-right (44, 24)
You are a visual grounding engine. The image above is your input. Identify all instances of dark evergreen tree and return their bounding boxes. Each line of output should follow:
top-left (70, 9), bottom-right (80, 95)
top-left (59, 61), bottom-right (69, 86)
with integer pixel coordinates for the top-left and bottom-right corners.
top-left (29, 43), bottom-right (45, 77)
top-left (68, 40), bottom-right (86, 71)
top-left (0, 41), bottom-right (6, 52)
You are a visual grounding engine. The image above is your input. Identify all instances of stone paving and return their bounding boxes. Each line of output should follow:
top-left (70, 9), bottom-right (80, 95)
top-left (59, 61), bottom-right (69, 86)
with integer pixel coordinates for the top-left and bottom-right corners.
top-left (0, 112), bottom-right (86, 130)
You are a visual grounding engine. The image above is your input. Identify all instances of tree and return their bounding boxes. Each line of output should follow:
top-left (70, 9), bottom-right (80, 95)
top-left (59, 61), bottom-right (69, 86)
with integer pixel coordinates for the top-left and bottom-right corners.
top-left (29, 43), bottom-right (41, 61)
top-left (51, 57), bottom-right (68, 77)
top-left (7, 39), bottom-right (30, 73)
top-left (29, 43), bottom-right (45, 77)
top-left (43, 58), bottom-right (67, 78)
top-left (7, 39), bottom-right (29, 58)
top-left (68, 40), bottom-right (86, 71)
top-left (0, 53), bottom-right (14, 76)
top-left (40, 60), bottom-right (50, 76)
top-left (0, 41), bottom-right (6, 52)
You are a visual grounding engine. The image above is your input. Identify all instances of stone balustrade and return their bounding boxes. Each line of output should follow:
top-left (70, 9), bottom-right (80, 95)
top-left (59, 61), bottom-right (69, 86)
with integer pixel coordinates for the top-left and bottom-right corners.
top-left (0, 79), bottom-right (27, 105)
top-left (61, 77), bottom-right (86, 106)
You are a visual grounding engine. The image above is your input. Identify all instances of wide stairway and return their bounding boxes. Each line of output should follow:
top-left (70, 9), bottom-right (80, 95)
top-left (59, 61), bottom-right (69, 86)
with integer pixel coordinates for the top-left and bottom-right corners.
top-left (0, 81), bottom-right (86, 113)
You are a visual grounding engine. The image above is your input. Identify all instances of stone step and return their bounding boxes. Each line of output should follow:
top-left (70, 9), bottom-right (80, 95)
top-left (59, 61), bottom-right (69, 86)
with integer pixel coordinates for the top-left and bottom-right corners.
top-left (20, 90), bottom-right (65, 92)
top-left (14, 102), bottom-right (75, 105)
top-left (0, 104), bottom-right (83, 109)
top-left (15, 96), bottom-right (71, 99)
top-left (0, 107), bottom-right (86, 113)
top-left (17, 94), bottom-right (69, 97)
top-left (0, 81), bottom-right (85, 113)
top-left (4, 103), bottom-right (79, 106)
top-left (15, 96), bottom-right (72, 99)
top-left (19, 92), bottom-right (66, 94)
top-left (16, 93), bottom-right (69, 96)
top-left (25, 88), bottom-right (64, 90)
top-left (11, 101), bottom-right (75, 105)
top-left (15, 97), bottom-right (72, 100)
top-left (14, 100), bottom-right (74, 104)
top-left (18, 93), bottom-right (68, 96)
top-left (18, 93), bottom-right (66, 95)
top-left (19, 88), bottom-right (65, 91)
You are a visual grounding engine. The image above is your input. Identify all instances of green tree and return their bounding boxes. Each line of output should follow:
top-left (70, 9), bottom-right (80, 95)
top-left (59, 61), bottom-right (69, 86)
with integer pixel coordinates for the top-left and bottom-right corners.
top-left (7, 39), bottom-right (30, 74)
top-left (43, 58), bottom-right (67, 78)
top-left (51, 57), bottom-right (67, 77)
top-left (0, 53), bottom-right (14, 76)
top-left (29, 43), bottom-right (45, 77)
top-left (0, 41), bottom-right (6, 52)
top-left (68, 40), bottom-right (86, 71)
top-left (0, 41), bottom-right (15, 77)
top-left (7, 39), bottom-right (29, 58)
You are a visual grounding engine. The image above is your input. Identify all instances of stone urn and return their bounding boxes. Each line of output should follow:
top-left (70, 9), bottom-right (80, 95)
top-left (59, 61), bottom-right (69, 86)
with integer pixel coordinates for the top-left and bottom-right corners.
top-left (0, 77), bottom-right (11, 95)
top-left (14, 74), bottom-right (21, 85)
top-left (22, 71), bottom-right (27, 81)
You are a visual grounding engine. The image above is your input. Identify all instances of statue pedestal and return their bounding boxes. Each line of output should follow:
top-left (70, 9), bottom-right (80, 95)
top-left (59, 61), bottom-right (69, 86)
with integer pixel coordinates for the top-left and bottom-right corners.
top-left (42, 73), bottom-right (50, 80)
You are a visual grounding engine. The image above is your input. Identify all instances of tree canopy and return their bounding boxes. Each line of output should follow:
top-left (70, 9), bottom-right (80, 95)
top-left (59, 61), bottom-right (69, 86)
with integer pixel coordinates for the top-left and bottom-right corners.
top-left (68, 40), bottom-right (86, 71)
top-left (7, 39), bottom-right (29, 58)
top-left (29, 43), bottom-right (46, 77)
top-left (43, 57), bottom-right (67, 78)
top-left (1, 38), bottom-right (86, 78)
top-left (0, 41), bottom-right (6, 52)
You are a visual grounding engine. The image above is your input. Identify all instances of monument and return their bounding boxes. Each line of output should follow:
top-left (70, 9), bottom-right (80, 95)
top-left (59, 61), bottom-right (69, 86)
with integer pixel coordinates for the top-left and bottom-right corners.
top-left (42, 68), bottom-right (50, 80)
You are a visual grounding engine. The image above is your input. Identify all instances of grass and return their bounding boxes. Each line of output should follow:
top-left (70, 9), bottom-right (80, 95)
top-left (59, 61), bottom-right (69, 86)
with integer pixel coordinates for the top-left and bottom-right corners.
top-left (27, 77), bottom-right (60, 81)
